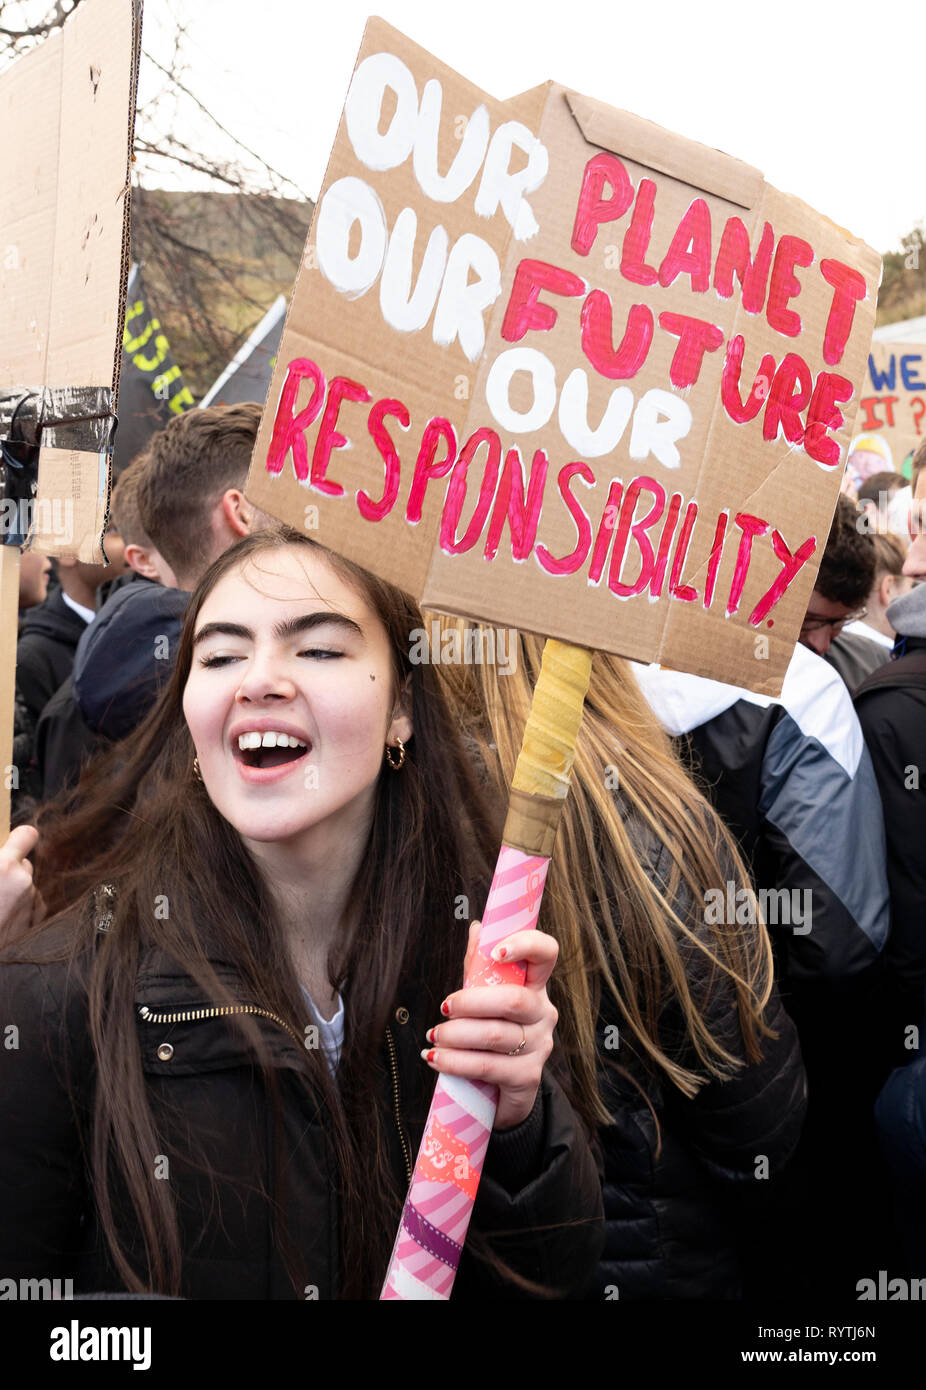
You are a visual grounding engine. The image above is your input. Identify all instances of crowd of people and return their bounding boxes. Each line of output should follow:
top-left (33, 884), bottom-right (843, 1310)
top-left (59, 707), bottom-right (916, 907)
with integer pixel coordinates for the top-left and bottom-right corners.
top-left (1, 404), bottom-right (924, 1299)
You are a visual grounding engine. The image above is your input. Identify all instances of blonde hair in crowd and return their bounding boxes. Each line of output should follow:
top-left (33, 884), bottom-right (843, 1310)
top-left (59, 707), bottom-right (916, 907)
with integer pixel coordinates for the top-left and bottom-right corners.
top-left (430, 617), bottom-right (776, 1127)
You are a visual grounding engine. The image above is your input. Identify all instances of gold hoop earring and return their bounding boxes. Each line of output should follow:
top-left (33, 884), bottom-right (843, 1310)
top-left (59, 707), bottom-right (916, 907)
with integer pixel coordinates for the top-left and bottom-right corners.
top-left (384, 738), bottom-right (406, 771)
top-left (192, 757), bottom-right (203, 782)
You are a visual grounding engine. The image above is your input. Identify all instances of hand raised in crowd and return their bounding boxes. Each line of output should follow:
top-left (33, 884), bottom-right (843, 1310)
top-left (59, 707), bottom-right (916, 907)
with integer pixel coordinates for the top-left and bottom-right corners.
top-left (422, 919), bottom-right (559, 1131)
top-left (0, 825), bottom-right (45, 945)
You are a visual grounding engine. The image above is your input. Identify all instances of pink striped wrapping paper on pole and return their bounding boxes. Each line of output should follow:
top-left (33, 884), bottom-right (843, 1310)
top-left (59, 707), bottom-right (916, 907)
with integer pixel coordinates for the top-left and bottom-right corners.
top-left (380, 636), bottom-right (592, 1300)
top-left (380, 844), bottom-right (548, 1300)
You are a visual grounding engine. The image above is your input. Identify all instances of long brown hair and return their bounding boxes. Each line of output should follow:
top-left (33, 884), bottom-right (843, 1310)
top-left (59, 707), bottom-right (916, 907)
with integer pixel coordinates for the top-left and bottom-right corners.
top-left (430, 619), bottom-right (775, 1128)
top-left (29, 529), bottom-right (503, 1298)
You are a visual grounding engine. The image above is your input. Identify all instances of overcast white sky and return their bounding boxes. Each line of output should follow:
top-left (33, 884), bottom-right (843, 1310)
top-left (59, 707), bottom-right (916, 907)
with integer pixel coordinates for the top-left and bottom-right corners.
top-left (141, 0), bottom-right (921, 257)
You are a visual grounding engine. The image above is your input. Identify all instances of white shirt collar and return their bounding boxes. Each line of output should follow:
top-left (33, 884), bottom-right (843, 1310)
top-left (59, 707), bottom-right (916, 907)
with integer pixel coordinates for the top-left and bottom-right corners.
top-left (60, 591), bottom-right (96, 625)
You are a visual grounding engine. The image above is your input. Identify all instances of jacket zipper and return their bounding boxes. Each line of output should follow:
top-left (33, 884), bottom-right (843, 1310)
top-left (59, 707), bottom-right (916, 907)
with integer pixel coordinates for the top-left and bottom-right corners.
top-left (140, 1003), bottom-right (415, 1190)
top-left (138, 1003), bottom-right (302, 1049)
top-left (384, 1025), bottom-right (413, 1189)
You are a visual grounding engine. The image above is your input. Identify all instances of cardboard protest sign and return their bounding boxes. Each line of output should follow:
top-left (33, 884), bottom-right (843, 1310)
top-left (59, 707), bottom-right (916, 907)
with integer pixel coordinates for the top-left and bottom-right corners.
top-left (0, 0), bottom-right (140, 562)
top-left (247, 17), bottom-right (880, 698)
top-left (0, 0), bottom-right (140, 834)
top-left (858, 341), bottom-right (926, 467)
top-left (114, 263), bottom-right (194, 474)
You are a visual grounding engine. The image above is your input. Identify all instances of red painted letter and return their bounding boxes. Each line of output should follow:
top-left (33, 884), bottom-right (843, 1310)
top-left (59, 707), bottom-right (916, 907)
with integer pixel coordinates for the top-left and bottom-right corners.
top-left (406, 418), bottom-right (456, 523)
top-left (650, 493), bottom-right (683, 597)
top-left (608, 475), bottom-right (666, 597)
top-left (727, 513), bottom-right (770, 616)
top-left (658, 312), bottom-right (724, 389)
top-left (668, 501), bottom-right (699, 602)
top-left (713, 218), bottom-right (775, 312)
top-left (588, 480), bottom-right (623, 583)
top-left (358, 398), bottom-right (409, 521)
top-left (439, 428), bottom-right (502, 553)
top-left (536, 461), bottom-right (595, 575)
top-left (620, 179), bottom-right (658, 287)
top-left (485, 447), bottom-right (549, 561)
top-left (763, 353), bottom-right (813, 445)
top-left (703, 511), bottom-right (729, 609)
top-left (804, 372), bottom-right (854, 467)
top-left (820, 260), bottom-right (867, 367)
top-left (311, 376), bottom-right (370, 496)
top-left (571, 153), bottom-right (634, 256)
top-left (748, 529), bottom-right (817, 626)
top-left (582, 295), bottom-right (654, 380)
top-left (722, 336), bottom-right (778, 424)
top-left (266, 358), bottom-right (326, 480)
top-left (767, 235), bottom-right (814, 337)
top-left (501, 259), bottom-right (586, 342)
top-left (658, 198), bottom-right (712, 293)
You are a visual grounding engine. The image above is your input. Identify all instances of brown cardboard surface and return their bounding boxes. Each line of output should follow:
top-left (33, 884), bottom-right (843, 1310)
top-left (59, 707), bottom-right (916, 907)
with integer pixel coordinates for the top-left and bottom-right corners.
top-left (0, 0), bottom-right (138, 838)
top-left (30, 446), bottom-right (110, 562)
top-left (0, 548), bottom-right (19, 836)
top-left (0, 0), bottom-right (138, 560)
top-left (859, 341), bottom-right (926, 470)
top-left (247, 17), bottom-right (880, 696)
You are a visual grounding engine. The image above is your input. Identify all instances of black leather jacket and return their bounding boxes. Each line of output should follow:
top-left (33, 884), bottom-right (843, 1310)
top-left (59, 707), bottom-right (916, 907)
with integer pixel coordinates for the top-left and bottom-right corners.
top-left (0, 920), bottom-right (603, 1300)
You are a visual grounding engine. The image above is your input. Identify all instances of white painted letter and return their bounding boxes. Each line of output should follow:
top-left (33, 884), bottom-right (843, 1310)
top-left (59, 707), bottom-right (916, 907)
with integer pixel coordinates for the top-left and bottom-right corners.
top-left (414, 83), bottom-right (490, 202)
top-left (316, 177), bottom-right (387, 298)
top-left (345, 52), bottom-right (418, 171)
top-left (433, 233), bottom-right (502, 361)
top-left (558, 368), bottom-right (634, 457)
top-left (628, 389), bottom-right (692, 470)
top-left (475, 122), bottom-right (549, 240)
top-left (380, 208), bottom-right (448, 332)
top-left (485, 348), bottom-right (556, 433)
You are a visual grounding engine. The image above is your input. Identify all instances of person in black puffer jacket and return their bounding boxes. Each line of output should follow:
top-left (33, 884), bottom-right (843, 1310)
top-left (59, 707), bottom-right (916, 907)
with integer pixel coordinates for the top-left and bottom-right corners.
top-left (435, 620), bottom-right (808, 1299)
top-left (14, 532), bottom-right (126, 735)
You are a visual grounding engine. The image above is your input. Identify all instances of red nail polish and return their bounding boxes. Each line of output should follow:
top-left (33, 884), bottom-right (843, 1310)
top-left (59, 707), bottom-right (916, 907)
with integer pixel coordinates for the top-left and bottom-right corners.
top-left (426, 1048), bottom-right (436, 1063)
top-left (497, 946), bottom-right (507, 960)
top-left (440, 999), bottom-right (450, 1016)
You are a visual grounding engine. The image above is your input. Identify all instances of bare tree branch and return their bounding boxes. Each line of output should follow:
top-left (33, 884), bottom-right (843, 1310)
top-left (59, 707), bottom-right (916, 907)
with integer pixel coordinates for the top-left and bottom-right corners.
top-left (0, 0), bottom-right (81, 40)
top-left (141, 46), bottom-right (312, 201)
top-left (133, 138), bottom-right (247, 191)
top-left (1, 0), bottom-right (311, 397)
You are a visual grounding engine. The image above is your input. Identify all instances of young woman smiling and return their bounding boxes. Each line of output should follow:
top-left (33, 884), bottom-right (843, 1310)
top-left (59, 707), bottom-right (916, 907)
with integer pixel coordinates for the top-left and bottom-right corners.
top-left (0, 528), bottom-right (602, 1299)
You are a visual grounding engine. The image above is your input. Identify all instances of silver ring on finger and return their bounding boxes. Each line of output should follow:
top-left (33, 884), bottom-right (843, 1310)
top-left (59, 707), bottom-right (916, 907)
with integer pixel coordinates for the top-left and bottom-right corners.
top-left (506, 1025), bottom-right (527, 1056)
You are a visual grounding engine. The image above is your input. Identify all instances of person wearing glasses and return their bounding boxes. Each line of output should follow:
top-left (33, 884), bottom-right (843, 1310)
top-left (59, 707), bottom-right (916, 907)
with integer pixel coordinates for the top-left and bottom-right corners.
top-left (801, 602), bottom-right (867, 647)
top-left (802, 497), bottom-right (894, 694)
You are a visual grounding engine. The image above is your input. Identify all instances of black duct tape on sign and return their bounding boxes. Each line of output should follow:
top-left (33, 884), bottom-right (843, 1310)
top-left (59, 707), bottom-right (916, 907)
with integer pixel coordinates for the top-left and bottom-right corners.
top-left (0, 386), bottom-right (114, 548)
top-left (0, 385), bottom-right (115, 452)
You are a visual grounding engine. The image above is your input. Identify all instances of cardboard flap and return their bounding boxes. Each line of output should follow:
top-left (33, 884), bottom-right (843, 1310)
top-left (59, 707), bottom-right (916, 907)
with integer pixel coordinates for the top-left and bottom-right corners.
top-left (564, 90), bottom-right (763, 209)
